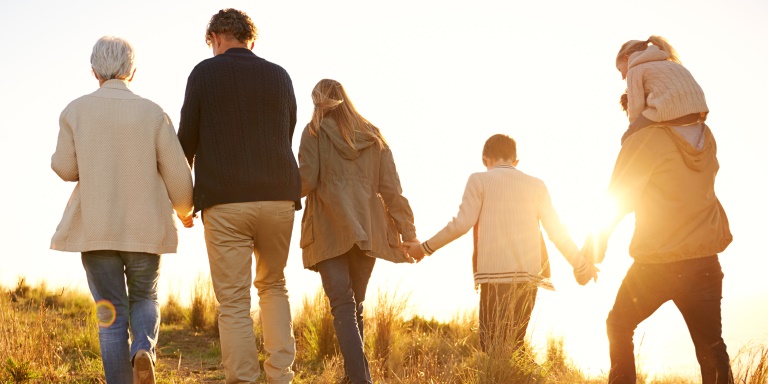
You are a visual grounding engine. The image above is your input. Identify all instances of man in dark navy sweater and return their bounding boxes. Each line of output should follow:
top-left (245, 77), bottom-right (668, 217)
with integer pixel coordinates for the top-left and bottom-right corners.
top-left (178, 8), bottom-right (298, 384)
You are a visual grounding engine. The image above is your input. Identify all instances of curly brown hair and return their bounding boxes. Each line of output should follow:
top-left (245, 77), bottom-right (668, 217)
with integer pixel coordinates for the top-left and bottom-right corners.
top-left (205, 8), bottom-right (258, 46)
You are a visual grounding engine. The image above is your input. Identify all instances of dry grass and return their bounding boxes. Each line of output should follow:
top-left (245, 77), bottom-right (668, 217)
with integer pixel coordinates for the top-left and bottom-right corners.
top-left (2, 277), bottom-right (767, 384)
top-left (0, 278), bottom-right (102, 383)
top-left (161, 290), bottom-right (186, 326)
top-left (732, 342), bottom-right (768, 384)
top-left (292, 287), bottom-right (338, 380)
top-left (186, 273), bottom-right (218, 335)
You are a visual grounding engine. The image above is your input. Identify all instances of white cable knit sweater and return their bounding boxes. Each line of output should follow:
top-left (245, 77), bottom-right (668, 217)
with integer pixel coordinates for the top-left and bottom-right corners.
top-left (421, 165), bottom-right (586, 285)
top-left (626, 46), bottom-right (709, 123)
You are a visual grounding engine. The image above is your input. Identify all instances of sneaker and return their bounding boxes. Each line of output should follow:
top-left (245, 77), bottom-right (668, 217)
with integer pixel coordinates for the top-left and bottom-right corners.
top-left (133, 349), bottom-right (155, 384)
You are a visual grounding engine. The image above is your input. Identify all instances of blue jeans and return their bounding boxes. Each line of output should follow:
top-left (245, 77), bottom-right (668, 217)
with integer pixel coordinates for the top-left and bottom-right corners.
top-left (316, 245), bottom-right (375, 384)
top-left (607, 255), bottom-right (733, 384)
top-left (82, 250), bottom-right (161, 384)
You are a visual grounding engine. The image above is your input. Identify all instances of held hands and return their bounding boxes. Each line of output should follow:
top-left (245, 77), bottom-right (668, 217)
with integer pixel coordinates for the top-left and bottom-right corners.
top-left (573, 262), bottom-right (599, 286)
top-left (177, 212), bottom-right (197, 228)
top-left (403, 239), bottom-right (426, 263)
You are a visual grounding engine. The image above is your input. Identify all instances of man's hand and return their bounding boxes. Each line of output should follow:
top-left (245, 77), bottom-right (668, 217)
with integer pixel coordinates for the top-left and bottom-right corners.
top-left (581, 232), bottom-right (608, 265)
top-left (574, 262), bottom-right (599, 286)
top-left (178, 212), bottom-right (196, 228)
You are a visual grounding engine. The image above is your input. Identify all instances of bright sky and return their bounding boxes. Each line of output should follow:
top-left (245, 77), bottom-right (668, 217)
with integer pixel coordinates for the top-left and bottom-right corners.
top-left (1, 0), bottom-right (767, 378)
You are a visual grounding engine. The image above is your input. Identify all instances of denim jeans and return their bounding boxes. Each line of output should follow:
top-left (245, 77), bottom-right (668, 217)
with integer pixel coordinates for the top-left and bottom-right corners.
top-left (316, 245), bottom-right (376, 384)
top-left (82, 250), bottom-right (161, 384)
top-left (478, 282), bottom-right (538, 353)
top-left (607, 255), bottom-right (733, 384)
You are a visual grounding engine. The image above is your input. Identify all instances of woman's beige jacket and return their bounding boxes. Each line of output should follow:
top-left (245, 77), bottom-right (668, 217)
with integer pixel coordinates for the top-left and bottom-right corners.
top-left (298, 118), bottom-right (416, 269)
top-left (50, 80), bottom-right (193, 254)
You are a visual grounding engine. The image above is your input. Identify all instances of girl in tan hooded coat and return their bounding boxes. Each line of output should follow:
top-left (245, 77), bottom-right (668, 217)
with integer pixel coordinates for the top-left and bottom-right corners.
top-left (297, 79), bottom-right (417, 384)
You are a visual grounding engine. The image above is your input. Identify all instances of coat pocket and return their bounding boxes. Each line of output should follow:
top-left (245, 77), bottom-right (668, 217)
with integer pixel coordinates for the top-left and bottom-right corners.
top-left (300, 217), bottom-right (314, 248)
top-left (385, 214), bottom-right (401, 248)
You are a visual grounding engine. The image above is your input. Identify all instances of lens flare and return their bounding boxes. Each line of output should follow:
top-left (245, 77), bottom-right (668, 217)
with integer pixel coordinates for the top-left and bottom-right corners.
top-left (94, 300), bottom-right (117, 328)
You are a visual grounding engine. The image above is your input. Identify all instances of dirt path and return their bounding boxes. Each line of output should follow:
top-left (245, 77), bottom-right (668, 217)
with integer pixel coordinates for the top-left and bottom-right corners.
top-left (154, 324), bottom-right (226, 383)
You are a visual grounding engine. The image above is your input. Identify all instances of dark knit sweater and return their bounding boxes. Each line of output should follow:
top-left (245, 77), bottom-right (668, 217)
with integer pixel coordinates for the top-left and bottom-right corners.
top-left (178, 48), bottom-right (301, 213)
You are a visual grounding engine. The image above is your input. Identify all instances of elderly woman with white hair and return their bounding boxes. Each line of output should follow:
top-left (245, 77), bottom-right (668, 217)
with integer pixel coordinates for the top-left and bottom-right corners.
top-left (50, 36), bottom-right (194, 384)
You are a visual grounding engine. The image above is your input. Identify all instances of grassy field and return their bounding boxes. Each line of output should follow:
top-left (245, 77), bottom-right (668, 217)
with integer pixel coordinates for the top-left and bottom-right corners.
top-left (1, 277), bottom-right (766, 383)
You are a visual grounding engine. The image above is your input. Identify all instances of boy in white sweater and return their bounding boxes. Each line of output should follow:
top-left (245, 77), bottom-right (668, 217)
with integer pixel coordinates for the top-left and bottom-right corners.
top-left (406, 134), bottom-right (597, 352)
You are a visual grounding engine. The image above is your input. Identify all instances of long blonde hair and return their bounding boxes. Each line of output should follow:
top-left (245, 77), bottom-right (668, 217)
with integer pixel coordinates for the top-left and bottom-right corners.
top-left (616, 35), bottom-right (681, 66)
top-left (308, 79), bottom-right (386, 148)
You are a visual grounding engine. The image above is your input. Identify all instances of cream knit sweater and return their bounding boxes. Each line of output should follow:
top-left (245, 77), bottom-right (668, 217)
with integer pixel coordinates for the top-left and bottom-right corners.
top-left (422, 165), bottom-right (586, 285)
top-left (626, 46), bottom-right (708, 123)
top-left (51, 80), bottom-right (193, 254)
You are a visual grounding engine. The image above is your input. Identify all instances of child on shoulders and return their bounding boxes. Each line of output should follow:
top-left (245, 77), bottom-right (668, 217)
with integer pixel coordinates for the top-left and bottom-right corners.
top-left (616, 35), bottom-right (709, 144)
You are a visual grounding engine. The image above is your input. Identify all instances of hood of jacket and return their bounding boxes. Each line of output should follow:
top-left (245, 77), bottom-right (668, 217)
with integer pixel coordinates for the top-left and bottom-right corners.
top-left (663, 125), bottom-right (716, 171)
top-left (628, 45), bottom-right (670, 70)
top-left (320, 117), bottom-right (378, 160)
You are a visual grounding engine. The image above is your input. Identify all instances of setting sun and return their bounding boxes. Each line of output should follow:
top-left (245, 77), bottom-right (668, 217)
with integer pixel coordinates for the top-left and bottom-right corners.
top-left (1, 0), bottom-right (767, 383)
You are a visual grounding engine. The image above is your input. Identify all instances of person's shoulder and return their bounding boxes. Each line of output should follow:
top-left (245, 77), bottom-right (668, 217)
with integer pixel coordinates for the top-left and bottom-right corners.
top-left (469, 168), bottom-right (535, 184)
top-left (189, 56), bottom-right (219, 75)
top-left (62, 92), bottom-right (92, 110)
top-left (515, 169), bottom-right (547, 189)
top-left (621, 127), bottom-right (673, 154)
top-left (260, 57), bottom-right (292, 77)
top-left (134, 96), bottom-right (166, 116)
top-left (59, 93), bottom-right (92, 119)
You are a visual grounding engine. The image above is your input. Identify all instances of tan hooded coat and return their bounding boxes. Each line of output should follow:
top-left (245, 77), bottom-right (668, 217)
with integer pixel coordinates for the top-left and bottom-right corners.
top-left (608, 125), bottom-right (732, 263)
top-left (297, 118), bottom-right (416, 269)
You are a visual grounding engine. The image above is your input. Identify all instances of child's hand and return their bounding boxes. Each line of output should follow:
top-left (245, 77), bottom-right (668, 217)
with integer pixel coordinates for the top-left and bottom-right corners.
top-left (574, 262), bottom-right (599, 286)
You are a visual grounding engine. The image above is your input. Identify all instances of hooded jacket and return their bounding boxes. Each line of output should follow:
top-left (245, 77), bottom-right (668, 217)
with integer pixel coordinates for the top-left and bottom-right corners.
top-left (297, 117), bottom-right (416, 269)
top-left (626, 45), bottom-right (708, 124)
top-left (607, 124), bottom-right (732, 263)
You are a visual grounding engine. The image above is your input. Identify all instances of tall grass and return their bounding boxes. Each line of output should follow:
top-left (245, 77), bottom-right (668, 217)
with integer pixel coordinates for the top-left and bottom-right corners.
top-left (3, 277), bottom-right (768, 383)
top-left (0, 278), bottom-right (102, 383)
top-left (186, 273), bottom-right (218, 336)
top-left (293, 288), bottom-right (338, 364)
top-left (161, 290), bottom-right (185, 326)
top-left (733, 342), bottom-right (768, 384)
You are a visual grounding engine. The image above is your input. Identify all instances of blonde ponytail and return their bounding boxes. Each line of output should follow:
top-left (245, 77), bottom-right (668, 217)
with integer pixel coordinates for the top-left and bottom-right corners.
top-left (307, 79), bottom-right (386, 148)
top-left (646, 35), bottom-right (681, 64)
top-left (616, 35), bottom-right (682, 65)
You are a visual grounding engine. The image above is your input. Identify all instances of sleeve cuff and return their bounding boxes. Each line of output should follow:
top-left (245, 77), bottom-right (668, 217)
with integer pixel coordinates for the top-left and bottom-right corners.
top-left (401, 230), bottom-right (417, 242)
top-left (421, 241), bottom-right (435, 256)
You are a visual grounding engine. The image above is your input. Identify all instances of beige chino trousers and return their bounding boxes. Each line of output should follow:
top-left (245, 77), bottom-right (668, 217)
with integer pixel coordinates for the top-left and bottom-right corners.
top-left (203, 201), bottom-right (296, 384)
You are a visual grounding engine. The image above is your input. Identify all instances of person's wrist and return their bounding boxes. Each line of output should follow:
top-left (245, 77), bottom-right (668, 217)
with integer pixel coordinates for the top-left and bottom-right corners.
top-left (420, 241), bottom-right (434, 256)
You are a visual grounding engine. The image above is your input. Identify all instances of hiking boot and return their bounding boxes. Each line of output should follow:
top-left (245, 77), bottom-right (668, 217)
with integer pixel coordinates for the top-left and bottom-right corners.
top-left (133, 349), bottom-right (155, 384)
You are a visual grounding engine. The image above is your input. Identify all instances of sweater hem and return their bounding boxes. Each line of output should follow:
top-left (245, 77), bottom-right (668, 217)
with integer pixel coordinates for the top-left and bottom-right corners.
top-left (50, 241), bottom-right (176, 255)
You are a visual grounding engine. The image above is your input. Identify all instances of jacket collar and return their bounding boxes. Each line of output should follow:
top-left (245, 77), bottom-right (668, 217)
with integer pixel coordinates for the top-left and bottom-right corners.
top-left (101, 79), bottom-right (131, 91)
top-left (223, 47), bottom-right (256, 57)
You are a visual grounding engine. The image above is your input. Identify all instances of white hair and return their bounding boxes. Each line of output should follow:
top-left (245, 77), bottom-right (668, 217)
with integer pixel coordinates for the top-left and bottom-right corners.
top-left (90, 36), bottom-right (135, 81)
